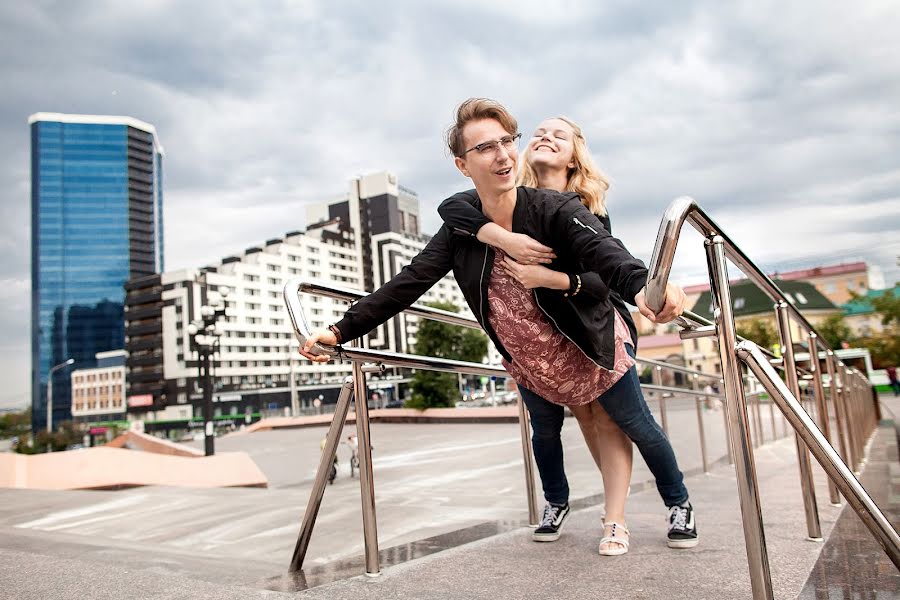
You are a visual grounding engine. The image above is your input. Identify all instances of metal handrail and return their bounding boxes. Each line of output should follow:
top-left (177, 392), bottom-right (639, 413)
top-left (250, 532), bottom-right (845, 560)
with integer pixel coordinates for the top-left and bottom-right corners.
top-left (643, 197), bottom-right (898, 598)
top-left (646, 196), bottom-right (835, 351)
top-left (283, 278), bottom-right (533, 576)
top-left (282, 277), bottom-right (762, 577)
top-left (739, 342), bottom-right (900, 561)
top-left (633, 355), bottom-right (722, 380)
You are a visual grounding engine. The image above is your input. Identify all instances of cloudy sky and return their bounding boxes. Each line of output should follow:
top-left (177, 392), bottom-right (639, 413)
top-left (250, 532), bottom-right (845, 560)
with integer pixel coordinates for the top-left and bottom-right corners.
top-left (1, 1), bottom-right (899, 409)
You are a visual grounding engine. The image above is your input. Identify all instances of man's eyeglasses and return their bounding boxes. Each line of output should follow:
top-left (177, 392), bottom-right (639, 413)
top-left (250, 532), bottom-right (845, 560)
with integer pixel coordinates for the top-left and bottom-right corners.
top-left (462, 133), bottom-right (521, 157)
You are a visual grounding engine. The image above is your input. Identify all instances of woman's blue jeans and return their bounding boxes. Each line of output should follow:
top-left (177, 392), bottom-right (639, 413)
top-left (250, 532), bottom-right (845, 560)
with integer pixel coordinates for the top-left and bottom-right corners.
top-left (518, 346), bottom-right (689, 507)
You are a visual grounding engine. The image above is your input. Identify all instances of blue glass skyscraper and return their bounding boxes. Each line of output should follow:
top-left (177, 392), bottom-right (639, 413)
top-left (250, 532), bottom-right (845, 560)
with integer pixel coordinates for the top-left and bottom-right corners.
top-left (30, 113), bottom-right (164, 432)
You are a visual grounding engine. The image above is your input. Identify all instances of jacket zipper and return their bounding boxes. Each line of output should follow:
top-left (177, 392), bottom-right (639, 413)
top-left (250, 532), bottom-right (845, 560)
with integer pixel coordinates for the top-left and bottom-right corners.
top-left (532, 291), bottom-right (605, 368)
top-left (478, 245), bottom-right (489, 325)
top-left (572, 216), bottom-right (598, 235)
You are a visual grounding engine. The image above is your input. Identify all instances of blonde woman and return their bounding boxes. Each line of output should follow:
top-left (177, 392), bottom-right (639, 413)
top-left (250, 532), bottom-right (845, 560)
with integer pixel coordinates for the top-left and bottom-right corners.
top-left (437, 116), bottom-right (697, 554)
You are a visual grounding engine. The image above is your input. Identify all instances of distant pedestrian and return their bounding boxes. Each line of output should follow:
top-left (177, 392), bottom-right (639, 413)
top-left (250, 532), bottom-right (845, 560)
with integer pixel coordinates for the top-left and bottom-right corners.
top-left (887, 366), bottom-right (900, 396)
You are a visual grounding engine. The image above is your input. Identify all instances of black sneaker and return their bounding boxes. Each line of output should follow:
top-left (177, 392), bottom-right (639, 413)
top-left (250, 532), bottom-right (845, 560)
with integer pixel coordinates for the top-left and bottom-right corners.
top-left (667, 502), bottom-right (699, 548)
top-left (533, 502), bottom-right (570, 542)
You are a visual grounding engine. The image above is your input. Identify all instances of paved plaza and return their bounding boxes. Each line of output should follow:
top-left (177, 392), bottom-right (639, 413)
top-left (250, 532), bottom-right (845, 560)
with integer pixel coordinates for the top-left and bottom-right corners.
top-left (0, 396), bottom-right (895, 598)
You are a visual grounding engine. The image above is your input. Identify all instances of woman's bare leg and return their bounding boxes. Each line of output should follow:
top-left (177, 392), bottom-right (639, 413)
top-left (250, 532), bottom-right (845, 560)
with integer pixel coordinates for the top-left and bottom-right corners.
top-left (590, 402), bottom-right (633, 524)
top-left (571, 401), bottom-right (633, 553)
top-left (571, 404), bottom-right (604, 473)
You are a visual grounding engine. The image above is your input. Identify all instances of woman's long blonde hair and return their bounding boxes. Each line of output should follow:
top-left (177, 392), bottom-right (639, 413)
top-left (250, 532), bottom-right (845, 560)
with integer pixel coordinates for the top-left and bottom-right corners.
top-left (516, 116), bottom-right (610, 217)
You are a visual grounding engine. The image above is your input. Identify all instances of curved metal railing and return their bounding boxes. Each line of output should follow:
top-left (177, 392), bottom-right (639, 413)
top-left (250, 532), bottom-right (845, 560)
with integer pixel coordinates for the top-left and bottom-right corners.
top-left (283, 278), bottom-right (528, 576)
top-left (282, 193), bottom-right (897, 591)
top-left (644, 196), bottom-right (899, 598)
top-left (282, 278), bottom-right (753, 577)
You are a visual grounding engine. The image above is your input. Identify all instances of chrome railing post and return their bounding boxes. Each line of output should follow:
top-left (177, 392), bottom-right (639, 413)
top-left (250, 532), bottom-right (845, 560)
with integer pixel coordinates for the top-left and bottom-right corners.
top-left (863, 371), bottom-right (876, 434)
top-left (352, 356), bottom-right (381, 577)
top-left (774, 301), bottom-right (822, 541)
top-left (842, 366), bottom-right (861, 471)
top-left (756, 390), bottom-right (766, 445)
top-left (289, 376), bottom-right (355, 572)
top-left (824, 351), bottom-right (850, 469)
top-left (723, 388), bottom-right (735, 464)
top-left (651, 365), bottom-right (669, 434)
top-left (856, 370), bottom-right (872, 463)
top-left (807, 333), bottom-right (839, 506)
top-left (739, 342), bottom-right (900, 570)
top-left (859, 371), bottom-right (874, 452)
top-left (768, 392), bottom-right (777, 442)
top-left (748, 390), bottom-right (760, 449)
top-left (705, 235), bottom-right (774, 600)
top-left (516, 392), bottom-right (539, 525)
top-left (753, 390), bottom-right (764, 448)
top-left (692, 374), bottom-right (710, 473)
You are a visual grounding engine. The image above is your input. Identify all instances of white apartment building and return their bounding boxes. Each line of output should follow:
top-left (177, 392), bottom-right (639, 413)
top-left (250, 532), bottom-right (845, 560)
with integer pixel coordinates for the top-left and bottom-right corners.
top-left (126, 171), bottom-right (488, 419)
top-left (154, 218), bottom-right (359, 414)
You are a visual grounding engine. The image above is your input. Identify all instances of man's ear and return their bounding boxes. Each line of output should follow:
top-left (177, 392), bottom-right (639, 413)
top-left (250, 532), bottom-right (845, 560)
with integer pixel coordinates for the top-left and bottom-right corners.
top-left (454, 156), bottom-right (470, 178)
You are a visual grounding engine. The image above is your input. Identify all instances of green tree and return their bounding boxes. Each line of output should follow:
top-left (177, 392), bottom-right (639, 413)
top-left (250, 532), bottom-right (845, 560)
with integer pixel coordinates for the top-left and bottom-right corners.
top-left (817, 314), bottom-right (854, 350)
top-left (870, 290), bottom-right (900, 328)
top-left (851, 289), bottom-right (900, 368)
top-left (407, 301), bottom-right (488, 409)
top-left (735, 318), bottom-right (778, 351)
top-left (0, 408), bottom-right (31, 439)
top-left (16, 419), bottom-right (85, 454)
top-left (854, 332), bottom-right (900, 370)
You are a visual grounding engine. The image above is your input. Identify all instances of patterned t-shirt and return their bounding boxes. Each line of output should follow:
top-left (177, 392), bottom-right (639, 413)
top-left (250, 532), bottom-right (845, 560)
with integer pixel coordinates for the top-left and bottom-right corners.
top-left (487, 251), bottom-right (634, 407)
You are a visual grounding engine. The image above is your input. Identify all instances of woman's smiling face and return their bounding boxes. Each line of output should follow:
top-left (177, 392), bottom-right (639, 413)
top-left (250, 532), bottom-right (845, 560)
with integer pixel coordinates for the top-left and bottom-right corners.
top-left (526, 118), bottom-right (577, 172)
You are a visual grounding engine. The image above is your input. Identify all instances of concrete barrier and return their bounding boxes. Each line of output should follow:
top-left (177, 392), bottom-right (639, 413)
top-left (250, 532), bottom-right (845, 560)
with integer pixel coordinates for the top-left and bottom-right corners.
top-left (0, 446), bottom-right (267, 490)
top-left (106, 430), bottom-right (205, 457)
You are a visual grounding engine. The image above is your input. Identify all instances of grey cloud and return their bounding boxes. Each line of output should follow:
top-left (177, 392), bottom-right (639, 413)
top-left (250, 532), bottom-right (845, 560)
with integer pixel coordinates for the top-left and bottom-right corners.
top-left (1, 0), bottom-right (899, 409)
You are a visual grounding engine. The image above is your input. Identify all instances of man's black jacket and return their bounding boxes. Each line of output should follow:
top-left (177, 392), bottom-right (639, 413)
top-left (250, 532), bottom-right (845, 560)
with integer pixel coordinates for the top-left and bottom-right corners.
top-left (334, 186), bottom-right (648, 370)
top-left (437, 188), bottom-right (640, 347)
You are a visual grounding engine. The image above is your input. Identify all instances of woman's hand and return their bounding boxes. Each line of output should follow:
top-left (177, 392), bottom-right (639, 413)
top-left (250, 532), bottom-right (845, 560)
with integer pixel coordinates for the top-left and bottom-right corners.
top-left (501, 257), bottom-right (570, 290)
top-left (299, 328), bottom-right (338, 363)
top-left (634, 283), bottom-right (686, 323)
top-left (477, 223), bottom-right (556, 264)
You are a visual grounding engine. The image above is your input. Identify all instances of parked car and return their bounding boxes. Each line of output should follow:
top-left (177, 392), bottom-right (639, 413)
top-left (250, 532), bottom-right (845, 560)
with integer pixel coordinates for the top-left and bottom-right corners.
top-left (498, 391), bottom-right (519, 405)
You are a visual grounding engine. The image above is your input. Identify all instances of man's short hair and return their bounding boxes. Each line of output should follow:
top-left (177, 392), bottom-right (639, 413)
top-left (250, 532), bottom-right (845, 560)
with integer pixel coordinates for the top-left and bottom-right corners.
top-left (446, 98), bottom-right (518, 158)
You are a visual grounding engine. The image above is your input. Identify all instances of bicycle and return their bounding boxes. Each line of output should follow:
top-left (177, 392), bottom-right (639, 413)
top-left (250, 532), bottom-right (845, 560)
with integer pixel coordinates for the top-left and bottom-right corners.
top-left (322, 438), bottom-right (339, 484)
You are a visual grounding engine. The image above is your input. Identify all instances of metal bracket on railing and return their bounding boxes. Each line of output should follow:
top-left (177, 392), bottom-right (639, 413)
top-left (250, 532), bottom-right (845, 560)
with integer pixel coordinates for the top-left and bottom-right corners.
top-left (282, 279), bottom-right (340, 360)
top-left (679, 325), bottom-right (717, 340)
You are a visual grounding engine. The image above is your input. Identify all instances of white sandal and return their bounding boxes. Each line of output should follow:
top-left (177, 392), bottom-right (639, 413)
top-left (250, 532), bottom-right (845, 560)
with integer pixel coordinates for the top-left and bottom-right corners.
top-left (598, 520), bottom-right (630, 556)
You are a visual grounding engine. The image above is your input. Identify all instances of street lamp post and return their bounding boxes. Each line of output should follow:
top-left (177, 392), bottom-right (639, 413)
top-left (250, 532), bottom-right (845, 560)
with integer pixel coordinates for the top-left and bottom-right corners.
top-left (187, 286), bottom-right (229, 457)
top-left (47, 358), bottom-right (75, 434)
